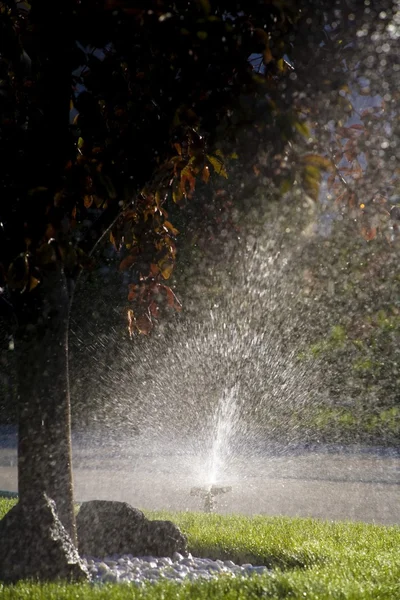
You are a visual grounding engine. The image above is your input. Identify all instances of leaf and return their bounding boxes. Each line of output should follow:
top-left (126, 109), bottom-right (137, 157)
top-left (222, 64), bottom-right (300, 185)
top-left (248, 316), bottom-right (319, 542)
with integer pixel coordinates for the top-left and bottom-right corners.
top-left (119, 254), bottom-right (136, 271)
top-left (149, 301), bottom-right (160, 318)
top-left (347, 123), bottom-right (364, 131)
top-left (301, 154), bottom-right (332, 171)
top-left (163, 221), bottom-right (179, 236)
top-left (109, 231), bottom-right (117, 249)
top-left (303, 165), bottom-right (322, 201)
top-left (150, 263), bottom-right (160, 276)
top-left (128, 283), bottom-right (138, 301)
top-left (202, 165), bottom-right (210, 183)
top-left (36, 242), bottom-right (57, 267)
top-left (180, 164), bottom-right (196, 196)
top-left (28, 186), bottom-right (48, 196)
top-left (135, 313), bottom-right (153, 335)
top-left (84, 195), bottom-right (93, 208)
top-left (344, 139), bottom-right (358, 162)
top-left (172, 181), bottom-right (184, 204)
top-left (361, 226), bottom-right (377, 241)
top-left (280, 178), bottom-right (293, 195)
top-left (174, 142), bottom-right (182, 156)
top-left (206, 154), bottom-right (228, 178)
top-left (294, 120), bottom-right (310, 138)
top-left (45, 223), bottom-right (56, 240)
top-left (276, 58), bottom-right (285, 72)
top-left (53, 191), bottom-right (64, 206)
top-left (158, 258), bottom-right (174, 280)
top-left (94, 195), bottom-right (104, 208)
top-left (263, 45), bottom-right (273, 65)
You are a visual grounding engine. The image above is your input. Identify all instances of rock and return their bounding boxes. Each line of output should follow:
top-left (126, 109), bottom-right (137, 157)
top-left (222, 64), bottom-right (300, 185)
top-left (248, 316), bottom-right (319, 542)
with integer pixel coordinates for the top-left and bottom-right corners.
top-left (0, 493), bottom-right (89, 583)
top-left (77, 500), bottom-right (188, 558)
top-left (140, 519), bottom-right (188, 557)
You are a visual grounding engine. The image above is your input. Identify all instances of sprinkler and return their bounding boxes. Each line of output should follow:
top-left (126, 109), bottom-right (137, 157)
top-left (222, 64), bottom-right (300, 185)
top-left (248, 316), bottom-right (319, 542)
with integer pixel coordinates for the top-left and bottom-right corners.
top-left (190, 485), bottom-right (232, 513)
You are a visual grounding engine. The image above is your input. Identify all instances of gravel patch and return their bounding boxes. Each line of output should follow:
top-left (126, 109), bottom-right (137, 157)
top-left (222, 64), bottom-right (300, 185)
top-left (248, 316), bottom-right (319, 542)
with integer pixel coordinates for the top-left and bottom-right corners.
top-left (83, 552), bottom-right (269, 586)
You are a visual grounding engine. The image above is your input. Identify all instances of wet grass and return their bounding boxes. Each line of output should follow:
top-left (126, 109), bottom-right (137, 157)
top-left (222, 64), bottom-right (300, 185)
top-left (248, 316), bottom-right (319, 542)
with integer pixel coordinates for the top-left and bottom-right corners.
top-left (0, 499), bottom-right (399, 599)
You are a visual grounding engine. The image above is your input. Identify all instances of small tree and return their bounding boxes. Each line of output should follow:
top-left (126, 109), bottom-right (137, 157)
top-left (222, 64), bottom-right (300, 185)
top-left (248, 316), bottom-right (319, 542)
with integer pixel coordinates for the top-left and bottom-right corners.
top-left (0, 0), bottom-right (306, 554)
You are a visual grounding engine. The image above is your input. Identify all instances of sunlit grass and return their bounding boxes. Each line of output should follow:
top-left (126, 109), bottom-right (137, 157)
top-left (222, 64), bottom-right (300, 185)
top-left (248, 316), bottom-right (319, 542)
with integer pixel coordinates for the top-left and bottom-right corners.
top-left (1, 499), bottom-right (399, 599)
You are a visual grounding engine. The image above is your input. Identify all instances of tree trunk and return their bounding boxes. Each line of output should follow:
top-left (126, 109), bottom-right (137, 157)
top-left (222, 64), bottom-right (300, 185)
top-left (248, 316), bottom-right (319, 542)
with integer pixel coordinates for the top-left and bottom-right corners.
top-left (15, 263), bottom-right (76, 544)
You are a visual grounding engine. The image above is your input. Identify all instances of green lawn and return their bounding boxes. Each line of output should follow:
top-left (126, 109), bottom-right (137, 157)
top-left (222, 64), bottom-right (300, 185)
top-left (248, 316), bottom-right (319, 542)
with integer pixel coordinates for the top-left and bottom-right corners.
top-left (1, 499), bottom-right (399, 599)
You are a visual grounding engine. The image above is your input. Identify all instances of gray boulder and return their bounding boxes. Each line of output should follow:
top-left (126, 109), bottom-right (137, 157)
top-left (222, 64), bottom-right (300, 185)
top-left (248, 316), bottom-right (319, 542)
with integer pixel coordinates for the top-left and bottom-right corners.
top-left (77, 500), bottom-right (188, 558)
top-left (0, 494), bottom-right (89, 583)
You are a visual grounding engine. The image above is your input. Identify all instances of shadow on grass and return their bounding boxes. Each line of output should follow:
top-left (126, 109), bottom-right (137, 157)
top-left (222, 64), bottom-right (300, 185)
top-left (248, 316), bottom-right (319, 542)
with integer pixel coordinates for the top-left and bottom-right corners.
top-left (191, 544), bottom-right (328, 571)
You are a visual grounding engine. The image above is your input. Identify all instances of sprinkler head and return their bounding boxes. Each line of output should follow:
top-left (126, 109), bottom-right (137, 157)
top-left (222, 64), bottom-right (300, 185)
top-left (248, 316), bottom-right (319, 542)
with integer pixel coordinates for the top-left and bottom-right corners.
top-left (190, 485), bottom-right (232, 513)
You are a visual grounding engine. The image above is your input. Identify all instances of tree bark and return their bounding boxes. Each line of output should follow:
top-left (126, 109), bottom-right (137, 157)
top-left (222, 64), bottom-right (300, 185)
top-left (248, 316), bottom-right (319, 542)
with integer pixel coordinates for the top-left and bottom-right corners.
top-left (14, 263), bottom-right (76, 543)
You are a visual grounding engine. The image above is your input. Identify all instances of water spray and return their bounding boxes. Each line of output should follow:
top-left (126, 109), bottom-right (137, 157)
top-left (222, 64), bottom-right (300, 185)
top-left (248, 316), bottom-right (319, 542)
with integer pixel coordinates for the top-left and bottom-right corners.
top-left (190, 485), bottom-right (232, 513)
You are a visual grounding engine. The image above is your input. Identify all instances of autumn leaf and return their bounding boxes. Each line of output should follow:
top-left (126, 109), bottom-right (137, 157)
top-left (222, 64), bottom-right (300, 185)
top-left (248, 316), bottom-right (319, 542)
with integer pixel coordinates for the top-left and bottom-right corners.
top-left (180, 164), bottom-right (196, 196)
top-left (301, 154), bottom-right (332, 171)
top-left (29, 276), bottom-right (40, 291)
top-left (158, 257), bottom-right (174, 280)
top-left (280, 178), bottom-right (293, 195)
top-left (53, 191), bottom-right (64, 207)
top-left (276, 57), bottom-right (286, 73)
top-left (135, 313), bottom-right (153, 335)
top-left (84, 195), bottom-right (93, 208)
top-left (347, 123), bottom-right (364, 131)
top-left (361, 226), bottom-right (377, 241)
top-left (119, 254), bottom-right (136, 271)
top-left (150, 263), bottom-right (159, 276)
top-left (303, 165), bottom-right (322, 201)
top-left (128, 283), bottom-right (138, 301)
top-left (202, 165), bottom-right (210, 183)
top-left (36, 242), bottom-right (57, 266)
top-left (172, 178), bottom-right (184, 204)
top-left (28, 186), bottom-right (48, 196)
top-left (45, 223), bottom-right (56, 241)
top-left (344, 139), bottom-right (358, 162)
top-left (263, 44), bottom-right (273, 65)
top-left (163, 221), bottom-right (179, 236)
top-left (174, 142), bottom-right (182, 156)
top-left (207, 154), bottom-right (228, 178)
top-left (109, 230), bottom-right (117, 249)
top-left (149, 301), bottom-right (160, 318)
top-left (94, 195), bottom-right (104, 208)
